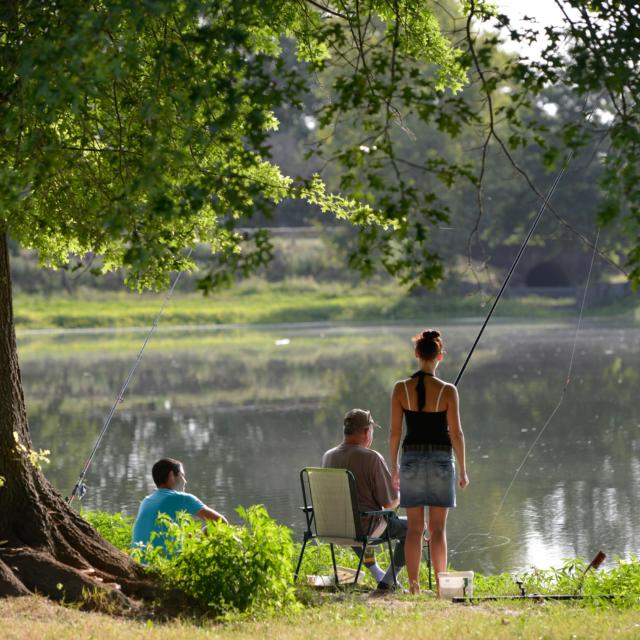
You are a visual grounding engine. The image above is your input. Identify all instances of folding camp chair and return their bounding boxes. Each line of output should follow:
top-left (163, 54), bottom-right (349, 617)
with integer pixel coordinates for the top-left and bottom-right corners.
top-left (293, 467), bottom-right (400, 587)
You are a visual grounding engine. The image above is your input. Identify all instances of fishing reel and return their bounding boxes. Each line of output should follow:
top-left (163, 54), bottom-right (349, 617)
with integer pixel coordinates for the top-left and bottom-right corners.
top-left (67, 480), bottom-right (87, 504)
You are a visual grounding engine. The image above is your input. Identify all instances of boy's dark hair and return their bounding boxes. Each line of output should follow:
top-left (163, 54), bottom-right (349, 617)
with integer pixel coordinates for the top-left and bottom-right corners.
top-left (152, 458), bottom-right (182, 487)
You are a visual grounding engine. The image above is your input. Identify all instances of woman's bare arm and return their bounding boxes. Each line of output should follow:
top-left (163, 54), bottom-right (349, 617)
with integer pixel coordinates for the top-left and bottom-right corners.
top-left (445, 384), bottom-right (469, 489)
top-left (389, 382), bottom-right (404, 488)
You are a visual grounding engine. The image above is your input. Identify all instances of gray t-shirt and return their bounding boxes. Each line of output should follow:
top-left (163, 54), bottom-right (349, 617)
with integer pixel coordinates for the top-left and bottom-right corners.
top-left (322, 442), bottom-right (397, 535)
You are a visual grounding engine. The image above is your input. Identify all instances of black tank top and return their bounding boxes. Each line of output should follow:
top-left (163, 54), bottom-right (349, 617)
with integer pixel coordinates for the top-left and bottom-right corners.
top-left (402, 370), bottom-right (452, 448)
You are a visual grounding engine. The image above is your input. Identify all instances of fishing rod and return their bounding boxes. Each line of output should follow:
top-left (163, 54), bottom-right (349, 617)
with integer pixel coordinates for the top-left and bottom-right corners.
top-left (451, 551), bottom-right (620, 603)
top-left (453, 593), bottom-right (633, 603)
top-left (454, 151), bottom-right (575, 388)
top-left (66, 249), bottom-right (193, 505)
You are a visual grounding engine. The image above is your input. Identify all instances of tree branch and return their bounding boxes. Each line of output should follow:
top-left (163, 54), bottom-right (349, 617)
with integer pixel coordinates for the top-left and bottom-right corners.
top-left (303, 0), bottom-right (349, 20)
top-left (465, 0), bottom-right (628, 278)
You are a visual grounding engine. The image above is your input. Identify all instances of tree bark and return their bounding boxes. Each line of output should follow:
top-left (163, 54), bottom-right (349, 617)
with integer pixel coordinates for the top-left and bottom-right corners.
top-left (0, 231), bottom-right (156, 605)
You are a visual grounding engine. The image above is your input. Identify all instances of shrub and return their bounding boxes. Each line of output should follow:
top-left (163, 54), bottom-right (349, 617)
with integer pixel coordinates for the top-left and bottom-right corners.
top-left (84, 507), bottom-right (640, 612)
top-left (82, 510), bottom-right (134, 552)
top-left (590, 555), bottom-right (640, 606)
top-left (134, 505), bottom-right (297, 616)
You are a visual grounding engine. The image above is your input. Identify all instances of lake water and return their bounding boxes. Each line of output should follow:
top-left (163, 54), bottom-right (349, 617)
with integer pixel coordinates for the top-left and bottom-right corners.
top-left (18, 320), bottom-right (640, 574)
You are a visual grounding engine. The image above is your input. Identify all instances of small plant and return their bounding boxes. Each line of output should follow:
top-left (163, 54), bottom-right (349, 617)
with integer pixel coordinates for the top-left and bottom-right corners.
top-left (13, 431), bottom-right (50, 470)
top-left (82, 510), bottom-right (134, 552)
top-left (474, 556), bottom-right (640, 607)
top-left (588, 555), bottom-right (640, 607)
top-left (473, 571), bottom-right (521, 596)
top-left (78, 587), bottom-right (116, 614)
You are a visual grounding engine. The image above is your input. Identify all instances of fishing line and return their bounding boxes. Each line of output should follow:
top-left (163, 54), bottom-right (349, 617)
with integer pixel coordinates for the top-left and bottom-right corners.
top-left (67, 248), bottom-right (194, 505)
top-left (450, 227), bottom-right (601, 556)
top-left (449, 533), bottom-right (511, 557)
top-left (486, 226), bottom-right (601, 533)
top-left (454, 151), bottom-right (574, 387)
top-left (454, 92), bottom-right (601, 388)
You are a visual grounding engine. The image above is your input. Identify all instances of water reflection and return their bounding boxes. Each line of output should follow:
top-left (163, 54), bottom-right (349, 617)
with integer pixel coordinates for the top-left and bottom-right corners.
top-left (18, 322), bottom-right (640, 572)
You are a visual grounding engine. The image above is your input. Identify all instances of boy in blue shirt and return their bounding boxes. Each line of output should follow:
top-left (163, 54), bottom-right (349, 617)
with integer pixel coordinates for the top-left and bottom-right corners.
top-left (132, 458), bottom-right (227, 552)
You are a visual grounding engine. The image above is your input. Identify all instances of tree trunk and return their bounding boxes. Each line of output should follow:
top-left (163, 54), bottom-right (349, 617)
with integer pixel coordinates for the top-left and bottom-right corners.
top-left (0, 231), bottom-right (156, 605)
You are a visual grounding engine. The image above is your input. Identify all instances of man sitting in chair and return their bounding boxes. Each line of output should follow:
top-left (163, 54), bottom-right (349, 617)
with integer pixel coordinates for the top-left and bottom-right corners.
top-left (322, 408), bottom-right (407, 590)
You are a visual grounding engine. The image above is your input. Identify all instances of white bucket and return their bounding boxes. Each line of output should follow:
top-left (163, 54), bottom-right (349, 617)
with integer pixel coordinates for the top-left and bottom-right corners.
top-left (438, 571), bottom-right (474, 599)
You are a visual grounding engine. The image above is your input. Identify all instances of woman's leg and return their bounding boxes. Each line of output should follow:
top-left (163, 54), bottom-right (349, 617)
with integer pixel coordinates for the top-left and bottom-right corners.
top-left (428, 506), bottom-right (449, 593)
top-left (404, 506), bottom-right (425, 593)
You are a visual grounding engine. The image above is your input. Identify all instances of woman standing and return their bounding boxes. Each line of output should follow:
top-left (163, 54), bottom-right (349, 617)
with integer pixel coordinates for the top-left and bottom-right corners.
top-left (389, 329), bottom-right (469, 594)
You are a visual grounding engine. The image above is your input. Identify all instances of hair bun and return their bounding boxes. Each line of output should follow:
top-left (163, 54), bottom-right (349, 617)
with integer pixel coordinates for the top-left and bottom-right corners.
top-left (412, 329), bottom-right (444, 360)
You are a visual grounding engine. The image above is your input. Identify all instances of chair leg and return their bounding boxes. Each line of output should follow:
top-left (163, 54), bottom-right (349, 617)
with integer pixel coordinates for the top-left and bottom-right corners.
top-left (330, 544), bottom-right (339, 587)
top-left (294, 536), bottom-right (309, 582)
top-left (354, 543), bottom-right (366, 585)
top-left (387, 535), bottom-right (397, 586)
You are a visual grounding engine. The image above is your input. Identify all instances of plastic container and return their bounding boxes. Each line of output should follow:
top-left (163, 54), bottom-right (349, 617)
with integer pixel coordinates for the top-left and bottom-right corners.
top-left (438, 571), bottom-right (474, 599)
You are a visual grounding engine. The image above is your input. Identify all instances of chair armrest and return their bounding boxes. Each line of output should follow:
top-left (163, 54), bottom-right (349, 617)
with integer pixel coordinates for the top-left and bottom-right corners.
top-left (361, 509), bottom-right (395, 518)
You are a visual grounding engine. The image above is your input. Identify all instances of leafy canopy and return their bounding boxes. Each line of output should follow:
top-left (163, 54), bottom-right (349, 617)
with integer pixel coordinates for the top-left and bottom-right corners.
top-left (1, 0), bottom-right (465, 290)
top-left (4, 1), bottom-right (639, 288)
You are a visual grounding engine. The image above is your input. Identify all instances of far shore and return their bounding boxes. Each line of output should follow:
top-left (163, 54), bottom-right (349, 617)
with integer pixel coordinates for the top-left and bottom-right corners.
top-left (13, 279), bottom-right (640, 333)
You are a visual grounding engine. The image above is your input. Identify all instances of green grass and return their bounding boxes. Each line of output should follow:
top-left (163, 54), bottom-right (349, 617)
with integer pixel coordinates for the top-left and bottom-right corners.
top-left (13, 278), bottom-right (581, 332)
top-left (1, 594), bottom-right (640, 640)
top-left (14, 280), bottom-right (397, 329)
top-left (579, 293), bottom-right (640, 321)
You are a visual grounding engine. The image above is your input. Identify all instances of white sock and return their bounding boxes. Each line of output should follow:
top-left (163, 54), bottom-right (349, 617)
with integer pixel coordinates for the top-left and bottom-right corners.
top-left (366, 563), bottom-right (385, 582)
top-left (380, 565), bottom-right (402, 586)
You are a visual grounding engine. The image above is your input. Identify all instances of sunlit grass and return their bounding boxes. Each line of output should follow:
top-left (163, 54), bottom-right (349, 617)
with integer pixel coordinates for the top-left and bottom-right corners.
top-left (1, 593), bottom-right (639, 640)
top-left (14, 279), bottom-right (401, 330)
top-left (13, 278), bottom-right (581, 336)
top-left (15, 323), bottom-right (412, 359)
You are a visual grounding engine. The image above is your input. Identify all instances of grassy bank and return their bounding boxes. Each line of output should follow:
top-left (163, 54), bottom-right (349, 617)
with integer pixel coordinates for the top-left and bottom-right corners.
top-left (2, 594), bottom-right (640, 640)
top-left (5, 511), bottom-right (634, 639)
top-left (13, 278), bottom-right (584, 331)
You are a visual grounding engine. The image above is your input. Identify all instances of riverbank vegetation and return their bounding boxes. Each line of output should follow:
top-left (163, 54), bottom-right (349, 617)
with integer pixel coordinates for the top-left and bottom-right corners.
top-left (14, 279), bottom-right (583, 332)
top-left (12, 233), bottom-right (638, 332)
top-left (81, 509), bottom-right (640, 617)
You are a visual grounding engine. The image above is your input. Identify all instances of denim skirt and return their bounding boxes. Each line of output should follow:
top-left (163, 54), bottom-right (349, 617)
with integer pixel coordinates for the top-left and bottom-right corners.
top-left (399, 449), bottom-right (456, 508)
